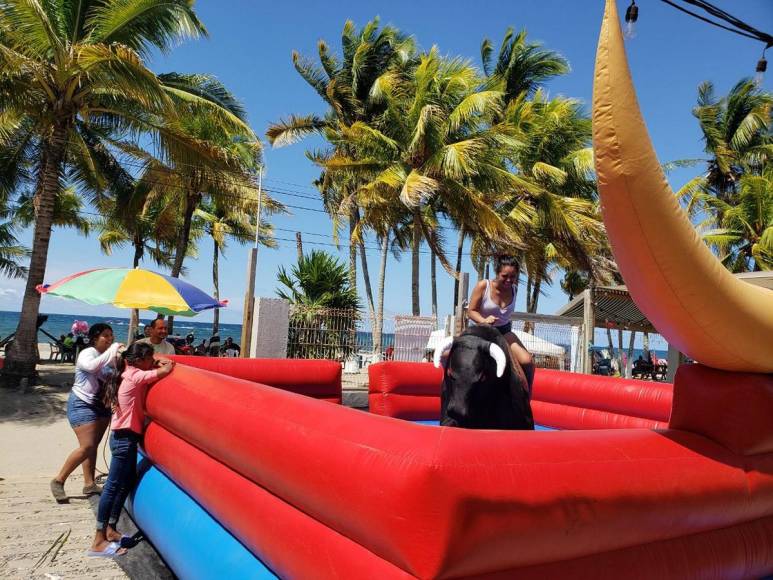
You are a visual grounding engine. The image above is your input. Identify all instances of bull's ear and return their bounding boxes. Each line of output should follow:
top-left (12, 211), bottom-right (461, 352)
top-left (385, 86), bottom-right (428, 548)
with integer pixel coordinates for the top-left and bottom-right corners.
top-left (433, 336), bottom-right (455, 369)
top-left (489, 343), bottom-right (507, 378)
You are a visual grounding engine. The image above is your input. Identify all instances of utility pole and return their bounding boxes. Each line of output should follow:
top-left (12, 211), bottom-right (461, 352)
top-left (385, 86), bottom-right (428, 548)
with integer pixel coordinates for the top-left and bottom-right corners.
top-left (240, 167), bottom-right (263, 357)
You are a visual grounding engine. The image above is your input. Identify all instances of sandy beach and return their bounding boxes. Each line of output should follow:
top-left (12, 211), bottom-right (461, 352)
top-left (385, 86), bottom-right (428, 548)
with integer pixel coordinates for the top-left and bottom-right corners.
top-left (0, 356), bottom-right (127, 578)
top-left (0, 345), bottom-right (171, 579)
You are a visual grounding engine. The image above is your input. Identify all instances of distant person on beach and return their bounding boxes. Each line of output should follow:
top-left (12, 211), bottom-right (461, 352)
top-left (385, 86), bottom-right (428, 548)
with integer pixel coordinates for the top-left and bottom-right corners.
top-left (467, 255), bottom-right (535, 394)
top-left (195, 339), bottom-right (207, 356)
top-left (221, 337), bottom-right (240, 357)
top-left (88, 342), bottom-right (174, 557)
top-left (51, 323), bottom-right (123, 503)
top-left (135, 318), bottom-right (175, 356)
top-left (207, 333), bottom-right (220, 357)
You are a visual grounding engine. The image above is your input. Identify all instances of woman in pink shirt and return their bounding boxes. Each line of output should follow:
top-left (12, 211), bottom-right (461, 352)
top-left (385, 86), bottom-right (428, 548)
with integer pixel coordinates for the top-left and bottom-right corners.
top-left (87, 342), bottom-right (174, 558)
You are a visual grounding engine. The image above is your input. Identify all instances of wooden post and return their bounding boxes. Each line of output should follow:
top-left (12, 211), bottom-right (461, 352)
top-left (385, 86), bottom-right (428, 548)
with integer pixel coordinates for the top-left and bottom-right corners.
top-left (666, 344), bottom-right (686, 382)
top-left (240, 167), bottom-right (263, 358)
top-left (240, 247), bottom-right (257, 357)
top-left (581, 287), bottom-right (595, 374)
top-left (454, 272), bottom-right (469, 336)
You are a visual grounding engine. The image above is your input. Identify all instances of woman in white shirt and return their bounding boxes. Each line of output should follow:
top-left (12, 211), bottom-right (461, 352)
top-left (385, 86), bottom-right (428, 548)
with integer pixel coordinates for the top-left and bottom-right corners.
top-left (50, 323), bottom-right (123, 503)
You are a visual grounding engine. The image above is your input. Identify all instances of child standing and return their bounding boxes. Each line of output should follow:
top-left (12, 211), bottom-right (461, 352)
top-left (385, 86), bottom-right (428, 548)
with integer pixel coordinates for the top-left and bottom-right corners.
top-left (87, 343), bottom-right (174, 557)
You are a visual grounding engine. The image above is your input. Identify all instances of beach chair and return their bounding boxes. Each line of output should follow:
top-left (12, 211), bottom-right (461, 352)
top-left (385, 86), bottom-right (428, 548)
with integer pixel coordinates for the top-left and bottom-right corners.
top-left (48, 341), bottom-right (64, 362)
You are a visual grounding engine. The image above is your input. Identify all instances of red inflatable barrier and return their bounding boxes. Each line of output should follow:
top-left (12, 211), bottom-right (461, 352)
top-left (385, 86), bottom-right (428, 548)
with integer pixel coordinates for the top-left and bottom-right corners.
top-left (145, 362), bottom-right (773, 578)
top-left (167, 356), bottom-right (342, 403)
top-left (144, 423), bottom-right (411, 579)
top-left (368, 362), bottom-right (673, 429)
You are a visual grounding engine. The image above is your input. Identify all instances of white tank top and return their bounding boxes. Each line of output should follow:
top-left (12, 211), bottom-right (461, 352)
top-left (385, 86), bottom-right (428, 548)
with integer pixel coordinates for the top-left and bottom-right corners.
top-left (479, 279), bottom-right (515, 327)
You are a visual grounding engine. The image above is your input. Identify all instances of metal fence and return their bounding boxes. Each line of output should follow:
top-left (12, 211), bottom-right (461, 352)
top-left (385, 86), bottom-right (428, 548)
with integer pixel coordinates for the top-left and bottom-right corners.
top-left (508, 312), bottom-right (585, 372)
top-left (286, 305), bottom-right (361, 361)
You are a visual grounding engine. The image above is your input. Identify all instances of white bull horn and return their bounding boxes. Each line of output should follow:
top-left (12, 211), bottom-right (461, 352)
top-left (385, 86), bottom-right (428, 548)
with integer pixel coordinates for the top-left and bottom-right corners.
top-left (433, 336), bottom-right (455, 368)
top-left (489, 343), bottom-right (507, 378)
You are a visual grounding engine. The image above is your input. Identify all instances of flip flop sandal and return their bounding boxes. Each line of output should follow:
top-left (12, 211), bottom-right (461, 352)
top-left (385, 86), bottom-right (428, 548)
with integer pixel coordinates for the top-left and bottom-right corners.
top-left (86, 541), bottom-right (126, 558)
top-left (50, 479), bottom-right (68, 504)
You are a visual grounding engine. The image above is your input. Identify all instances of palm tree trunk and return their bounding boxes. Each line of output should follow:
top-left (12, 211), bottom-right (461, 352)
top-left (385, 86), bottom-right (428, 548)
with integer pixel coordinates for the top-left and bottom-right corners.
top-left (430, 232), bottom-right (438, 322)
top-left (416, 218), bottom-right (461, 281)
top-left (626, 330), bottom-right (637, 379)
top-left (212, 237), bottom-right (220, 335)
top-left (348, 208), bottom-right (357, 294)
top-left (527, 277), bottom-right (541, 313)
top-left (617, 329), bottom-right (624, 377)
top-left (2, 119), bottom-right (69, 383)
top-left (359, 242), bottom-right (375, 326)
top-left (411, 207), bottom-right (421, 316)
top-left (168, 193), bottom-right (200, 334)
top-left (127, 238), bottom-right (143, 343)
top-left (355, 208), bottom-right (375, 324)
top-left (606, 326), bottom-right (615, 352)
top-left (296, 231), bottom-right (303, 261)
top-left (453, 228), bottom-right (465, 305)
top-left (372, 233), bottom-right (389, 356)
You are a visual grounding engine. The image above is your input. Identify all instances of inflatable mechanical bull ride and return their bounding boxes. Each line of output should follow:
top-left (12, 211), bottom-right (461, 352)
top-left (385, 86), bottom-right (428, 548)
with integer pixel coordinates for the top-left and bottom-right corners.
top-left (120, 1), bottom-right (772, 577)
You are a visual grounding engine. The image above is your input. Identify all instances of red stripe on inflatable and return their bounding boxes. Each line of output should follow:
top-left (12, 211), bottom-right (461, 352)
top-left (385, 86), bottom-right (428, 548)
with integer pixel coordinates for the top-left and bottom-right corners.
top-left (147, 363), bottom-right (773, 577)
top-left (533, 369), bottom-right (673, 423)
top-left (368, 362), bottom-right (673, 427)
top-left (168, 356), bottom-right (342, 403)
top-left (531, 400), bottom-right (669, 430)
top-left (470, 516), bottom-right (773, 579)
top-left (143, 423), bottom-right (412, 579)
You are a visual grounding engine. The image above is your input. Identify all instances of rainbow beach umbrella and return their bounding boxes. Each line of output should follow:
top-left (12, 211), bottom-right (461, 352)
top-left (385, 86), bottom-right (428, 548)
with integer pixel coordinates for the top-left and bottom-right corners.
top-left (36, 268), bottom-right (227, 317)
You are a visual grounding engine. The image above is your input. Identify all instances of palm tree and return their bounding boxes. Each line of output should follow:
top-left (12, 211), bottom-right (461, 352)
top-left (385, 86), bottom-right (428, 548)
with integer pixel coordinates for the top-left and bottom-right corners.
top-left (322, 47), bottom-right (526, 314)
top-left (504, 93), bottom-right (611, 312)
top-left (481, 28), bottom-right (569, 114)
top-left (195, 198), bottom-right (276, 334)
top-left (677, 79), bottom-right (771, 271)
top-left (700, 168), bottom-right (773, 271)
top-left (97, 179), bottom-right (181, 341)
top-left (267, 18), bottom-right (415, 312)
top-left (681, 80), bottom-right (771, 206)
top-left (0, 0), bottom-right (207, 381)
top-left (0, 221), bottom-right (28, 279)
top-left (277, 250), bottom-right (360, 359)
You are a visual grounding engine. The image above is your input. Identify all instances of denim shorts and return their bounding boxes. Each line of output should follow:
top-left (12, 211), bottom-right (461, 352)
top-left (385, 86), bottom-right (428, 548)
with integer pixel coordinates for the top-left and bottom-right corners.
top-left (494, 322), bottom-right (513, 335)
top-left (67, 390), bottom-right (110, 428)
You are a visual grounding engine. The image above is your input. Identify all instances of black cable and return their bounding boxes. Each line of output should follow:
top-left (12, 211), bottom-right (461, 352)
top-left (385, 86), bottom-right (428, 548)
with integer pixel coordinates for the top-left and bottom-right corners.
top-left (659, 0), bottom-right (773, 45)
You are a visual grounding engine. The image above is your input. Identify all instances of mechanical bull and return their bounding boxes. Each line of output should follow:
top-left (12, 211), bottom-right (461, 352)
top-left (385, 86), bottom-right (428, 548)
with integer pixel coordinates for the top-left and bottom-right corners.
top-left (433, 325), bottom-right (534, 430)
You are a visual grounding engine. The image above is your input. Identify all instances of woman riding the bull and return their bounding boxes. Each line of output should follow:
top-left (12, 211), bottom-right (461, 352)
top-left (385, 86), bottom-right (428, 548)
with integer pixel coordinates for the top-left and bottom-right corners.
top-left (467, 255), bottom-right (535, 394)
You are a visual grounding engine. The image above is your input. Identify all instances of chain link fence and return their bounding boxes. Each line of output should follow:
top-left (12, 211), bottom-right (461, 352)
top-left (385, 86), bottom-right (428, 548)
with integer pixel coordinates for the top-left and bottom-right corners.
top-left (508, 313), bottom-right (584, 372)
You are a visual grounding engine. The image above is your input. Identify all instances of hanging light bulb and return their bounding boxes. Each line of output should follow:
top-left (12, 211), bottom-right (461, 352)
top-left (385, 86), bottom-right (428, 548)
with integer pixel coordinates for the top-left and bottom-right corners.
top-left (624, 0), bottom-right (639, 39)
top-left (755, 45), bottom-right (769, 87)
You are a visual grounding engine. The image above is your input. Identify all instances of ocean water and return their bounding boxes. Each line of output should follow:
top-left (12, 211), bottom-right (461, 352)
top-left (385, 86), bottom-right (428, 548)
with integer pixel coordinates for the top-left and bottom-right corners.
top-left (0, 310), bottom-right (244, 344)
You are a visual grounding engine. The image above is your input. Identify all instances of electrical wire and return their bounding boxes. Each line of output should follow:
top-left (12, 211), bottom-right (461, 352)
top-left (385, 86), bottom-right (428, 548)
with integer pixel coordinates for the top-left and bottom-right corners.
top-left (659, 0), bottom-right (772, 46)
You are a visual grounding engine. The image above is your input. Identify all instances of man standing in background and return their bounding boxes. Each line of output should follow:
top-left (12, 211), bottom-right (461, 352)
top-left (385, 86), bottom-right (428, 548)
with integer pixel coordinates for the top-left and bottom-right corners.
top-left (136, 318), bottom-right (175, 355)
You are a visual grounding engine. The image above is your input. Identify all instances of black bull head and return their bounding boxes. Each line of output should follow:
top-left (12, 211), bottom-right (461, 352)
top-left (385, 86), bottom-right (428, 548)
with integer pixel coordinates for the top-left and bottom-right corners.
top-left (434, 325), bottom-right (534, 430)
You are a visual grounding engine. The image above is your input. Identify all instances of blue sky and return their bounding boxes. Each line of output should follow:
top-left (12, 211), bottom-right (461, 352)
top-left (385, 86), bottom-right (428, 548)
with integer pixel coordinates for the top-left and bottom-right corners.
top-left (1, 0), bottom-right (770, 327)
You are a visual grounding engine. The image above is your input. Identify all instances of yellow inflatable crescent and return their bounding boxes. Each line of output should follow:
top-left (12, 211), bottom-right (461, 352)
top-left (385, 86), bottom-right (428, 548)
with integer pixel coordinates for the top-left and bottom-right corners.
top-left (592, 0), bottom-right (773, 373)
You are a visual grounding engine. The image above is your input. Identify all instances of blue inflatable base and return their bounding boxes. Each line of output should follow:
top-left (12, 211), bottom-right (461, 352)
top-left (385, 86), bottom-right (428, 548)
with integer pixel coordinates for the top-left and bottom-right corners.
top-left (130, 454), bottom-right (277, 580)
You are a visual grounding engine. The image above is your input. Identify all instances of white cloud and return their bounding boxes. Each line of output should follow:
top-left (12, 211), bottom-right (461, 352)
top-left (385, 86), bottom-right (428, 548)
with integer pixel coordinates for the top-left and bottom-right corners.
top-left (0, 288), bottom-right (18, 297)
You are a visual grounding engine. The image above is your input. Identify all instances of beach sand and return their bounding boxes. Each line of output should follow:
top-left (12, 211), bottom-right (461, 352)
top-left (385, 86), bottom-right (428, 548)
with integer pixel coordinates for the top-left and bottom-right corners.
top-left (0, 359), bottom-right (127, 578)
top-left (0, 346), bottom-right (168, 579)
